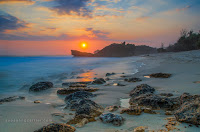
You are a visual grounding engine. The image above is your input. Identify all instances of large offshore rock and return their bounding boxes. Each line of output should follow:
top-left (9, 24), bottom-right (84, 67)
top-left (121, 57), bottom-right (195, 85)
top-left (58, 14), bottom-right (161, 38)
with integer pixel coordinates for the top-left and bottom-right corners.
top-left (99, 113), bottom-right (125, 126)
top-left (34, 123), bottom-right (76, 132)
top-left (29, 82), bottom-right (53, 92)
top-left (129, 84), bottom-right (155, 97)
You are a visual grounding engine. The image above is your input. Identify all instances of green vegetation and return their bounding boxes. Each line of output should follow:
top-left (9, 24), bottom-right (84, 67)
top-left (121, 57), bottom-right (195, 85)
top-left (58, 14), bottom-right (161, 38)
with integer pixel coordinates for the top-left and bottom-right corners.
top-left (166, 29), bottom-right (200, 52)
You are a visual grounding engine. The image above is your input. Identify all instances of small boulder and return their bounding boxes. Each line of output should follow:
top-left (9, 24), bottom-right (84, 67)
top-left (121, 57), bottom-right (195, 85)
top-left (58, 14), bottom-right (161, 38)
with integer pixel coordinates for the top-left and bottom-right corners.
top-left (99, 113), bottom-right (125, 126)
top-left (29, 82), bottom-right (53, 92)
top-left (106, 72), bottom-right (116, 76)
top-left (129, 84), bottom-right (155, 97)
top-left (120, 106), bottom-right (143, 115)
top-left (124, 78), bottom-right (142, 82)
top-left (34, 100), bottom-right (41, 104)
top-left (92, 78), bottom-right (106, 84)
top-left (34, 123), bottom-right (75, 132)
top-left (149, 73), bottom-right (171, 78)
top-left (62, 81), bottom-right (92, 87)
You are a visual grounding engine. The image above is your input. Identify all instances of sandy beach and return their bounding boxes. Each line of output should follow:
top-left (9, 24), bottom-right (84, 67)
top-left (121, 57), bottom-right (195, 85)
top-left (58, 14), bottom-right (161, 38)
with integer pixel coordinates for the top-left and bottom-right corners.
top-left (0, 50), bottom-right (200, 132)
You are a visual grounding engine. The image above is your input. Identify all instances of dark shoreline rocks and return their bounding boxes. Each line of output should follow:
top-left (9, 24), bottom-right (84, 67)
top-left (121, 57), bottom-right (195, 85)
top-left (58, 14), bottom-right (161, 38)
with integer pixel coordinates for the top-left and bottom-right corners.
top-left (34, 123), bottom-right (76, 132)
top-left (29, 82), bottom-right (53, 92)
top-left (149, 73), bottom-right (172, 78)
top-left (99, 113), bottom-right (125, 126)
top-left (124, 78), bottom-right (142, 82)
top-left (92, 78), bottom-right (106, 84)
top-left (129, 84), bottom-right (155, 97)
top-left (0, 96), bottom-right (25, 104)
top-left (57, 87), bottom-right (99, 95)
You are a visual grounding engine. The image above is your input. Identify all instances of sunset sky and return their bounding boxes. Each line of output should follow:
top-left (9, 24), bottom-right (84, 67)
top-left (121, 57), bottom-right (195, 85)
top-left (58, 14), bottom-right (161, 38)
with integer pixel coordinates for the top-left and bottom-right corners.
top-left (0, 0), bottom-right (200, 56)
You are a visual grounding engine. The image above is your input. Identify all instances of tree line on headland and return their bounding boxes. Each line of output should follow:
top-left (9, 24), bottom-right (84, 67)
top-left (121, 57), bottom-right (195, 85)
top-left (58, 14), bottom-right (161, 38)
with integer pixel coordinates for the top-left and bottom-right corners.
top-left (158, 29), bottom-right (200, 53)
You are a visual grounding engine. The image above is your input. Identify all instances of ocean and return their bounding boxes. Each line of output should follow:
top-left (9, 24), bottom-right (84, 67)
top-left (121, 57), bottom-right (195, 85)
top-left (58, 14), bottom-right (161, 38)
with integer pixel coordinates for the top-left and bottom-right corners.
top-left (0, 56), bottom-right (143, 95)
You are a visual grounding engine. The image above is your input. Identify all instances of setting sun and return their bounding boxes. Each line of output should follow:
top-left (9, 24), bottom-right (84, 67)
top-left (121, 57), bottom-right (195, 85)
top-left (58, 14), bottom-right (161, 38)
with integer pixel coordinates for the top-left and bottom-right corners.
top-left (81, 43), bottom-right (87, 48)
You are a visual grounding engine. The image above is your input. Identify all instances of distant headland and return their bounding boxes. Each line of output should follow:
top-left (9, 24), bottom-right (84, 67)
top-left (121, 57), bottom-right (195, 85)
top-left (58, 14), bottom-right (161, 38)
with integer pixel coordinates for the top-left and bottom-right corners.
top-left (71, 42), bottom-right (157, 57)
top-left (71, 29), bottom-right (200, 57)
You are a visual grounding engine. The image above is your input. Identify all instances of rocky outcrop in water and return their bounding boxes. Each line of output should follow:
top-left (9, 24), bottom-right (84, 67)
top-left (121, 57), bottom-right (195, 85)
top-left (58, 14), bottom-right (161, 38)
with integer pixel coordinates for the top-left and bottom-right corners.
top-left (124, 77), bottom-right (142, 82)
top-left (57, 87), bottom-right (99, 95)
top-left (99, 113), bottom-right (125, 126)
top-left (34, 123), bottom-right (76, 132)
top-left (29, 82), bottom-right (53, 92)
top-left (0, 96), bottom-right (25, 104)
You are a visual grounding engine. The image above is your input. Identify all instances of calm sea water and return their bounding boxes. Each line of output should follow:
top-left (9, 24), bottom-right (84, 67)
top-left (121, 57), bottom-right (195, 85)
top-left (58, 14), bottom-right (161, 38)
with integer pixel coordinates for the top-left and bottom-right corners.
top-left (0, 56), bottom-right (143, 94)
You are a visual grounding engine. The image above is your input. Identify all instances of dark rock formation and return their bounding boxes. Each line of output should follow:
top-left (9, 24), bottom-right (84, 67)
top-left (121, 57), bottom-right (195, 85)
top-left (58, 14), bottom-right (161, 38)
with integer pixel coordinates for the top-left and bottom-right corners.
top-left (149, 73), bottom-right (172, 78)
top-left (34, 123), bottom-right (76, 132)
top-left (57, 87), bottom-right (99, 95)
top-left (92, 78), bottom-right (106, 84)
top-left (129, 84), bottom-right (155, 97)
top-left (99, 113), bottom-right (125, 126)
top-left (71, 42), bottom-right (157, 57)
top-left (124, 77), bottom-right (142, 82)
top-left (160, 93), bottom-right (174, 97)
top-left (29, 82), bottom-right (53, 92)
top-left (175, 93), bottom-right (200, 125)
top-left (106, 72), bottom-right (116, 76)
top-left (0, 96), bottom-right (25, 104)
top-left (129, 94), bottom-right (179, 110)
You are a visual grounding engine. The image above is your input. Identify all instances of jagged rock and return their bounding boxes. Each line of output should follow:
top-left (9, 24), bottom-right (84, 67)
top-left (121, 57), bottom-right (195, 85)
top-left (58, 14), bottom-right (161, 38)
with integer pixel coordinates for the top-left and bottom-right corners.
top-left (62, 81), bottom-right (92, 86)
top-left (29, 82), bottom-right (53, 92)
top-left (92, 78), bottom-right (106, 84)
top-left (75, 118), bottom-right (89, 128)
top-left (0, 96), bottom-right (25, 104)
top-left (124, 78), bottom-right (142, 82)
top-left (174, 96), bottom-right (200, 125)
top-left (160, 93), bottom-right (174, 97)
top-left (99, 113), bottom-right (125, 126)
top-left (120, 106), bottom-right (142, 115)
top-left (34, 123), bottom-right (76, 132)
top-left (129, 84), bottom-right (155, 97)
top-left (105, 105), bottom-right (119, 112)
top-left (75, 99), bottom-right (104, 117)
top-left (133, 126), bottom-right (148, 132)
top-left (179, 92), bottom-right (200, 105)
top-left (34, 100), bottom-right (41, 103)
top-left (129, 94), bottom-right (179, 110)
top-left (57, 87), bottom-right (99, 95)
top-left (106, 73), bottom-right (116, 76)
top-left (149, 73), bottom-right (171, 78)
top-left (65, 91), bottom-right (96, 110)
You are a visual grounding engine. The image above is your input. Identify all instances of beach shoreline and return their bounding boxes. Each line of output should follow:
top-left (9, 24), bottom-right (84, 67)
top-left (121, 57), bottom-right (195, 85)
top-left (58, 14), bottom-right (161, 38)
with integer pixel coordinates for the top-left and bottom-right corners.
top-left (0, 50), bottom-right (200, 132)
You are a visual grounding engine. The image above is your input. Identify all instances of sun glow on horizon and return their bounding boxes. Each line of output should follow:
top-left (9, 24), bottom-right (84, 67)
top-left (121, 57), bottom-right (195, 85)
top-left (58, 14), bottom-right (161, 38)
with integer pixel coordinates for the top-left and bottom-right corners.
top-left (81, 43), bottom-right (87, 48)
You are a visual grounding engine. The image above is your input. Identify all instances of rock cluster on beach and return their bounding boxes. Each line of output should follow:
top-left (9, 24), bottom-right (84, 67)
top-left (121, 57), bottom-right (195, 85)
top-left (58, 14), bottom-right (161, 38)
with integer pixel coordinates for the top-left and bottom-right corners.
top-left (34, 123), bottom-right (76, 132)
